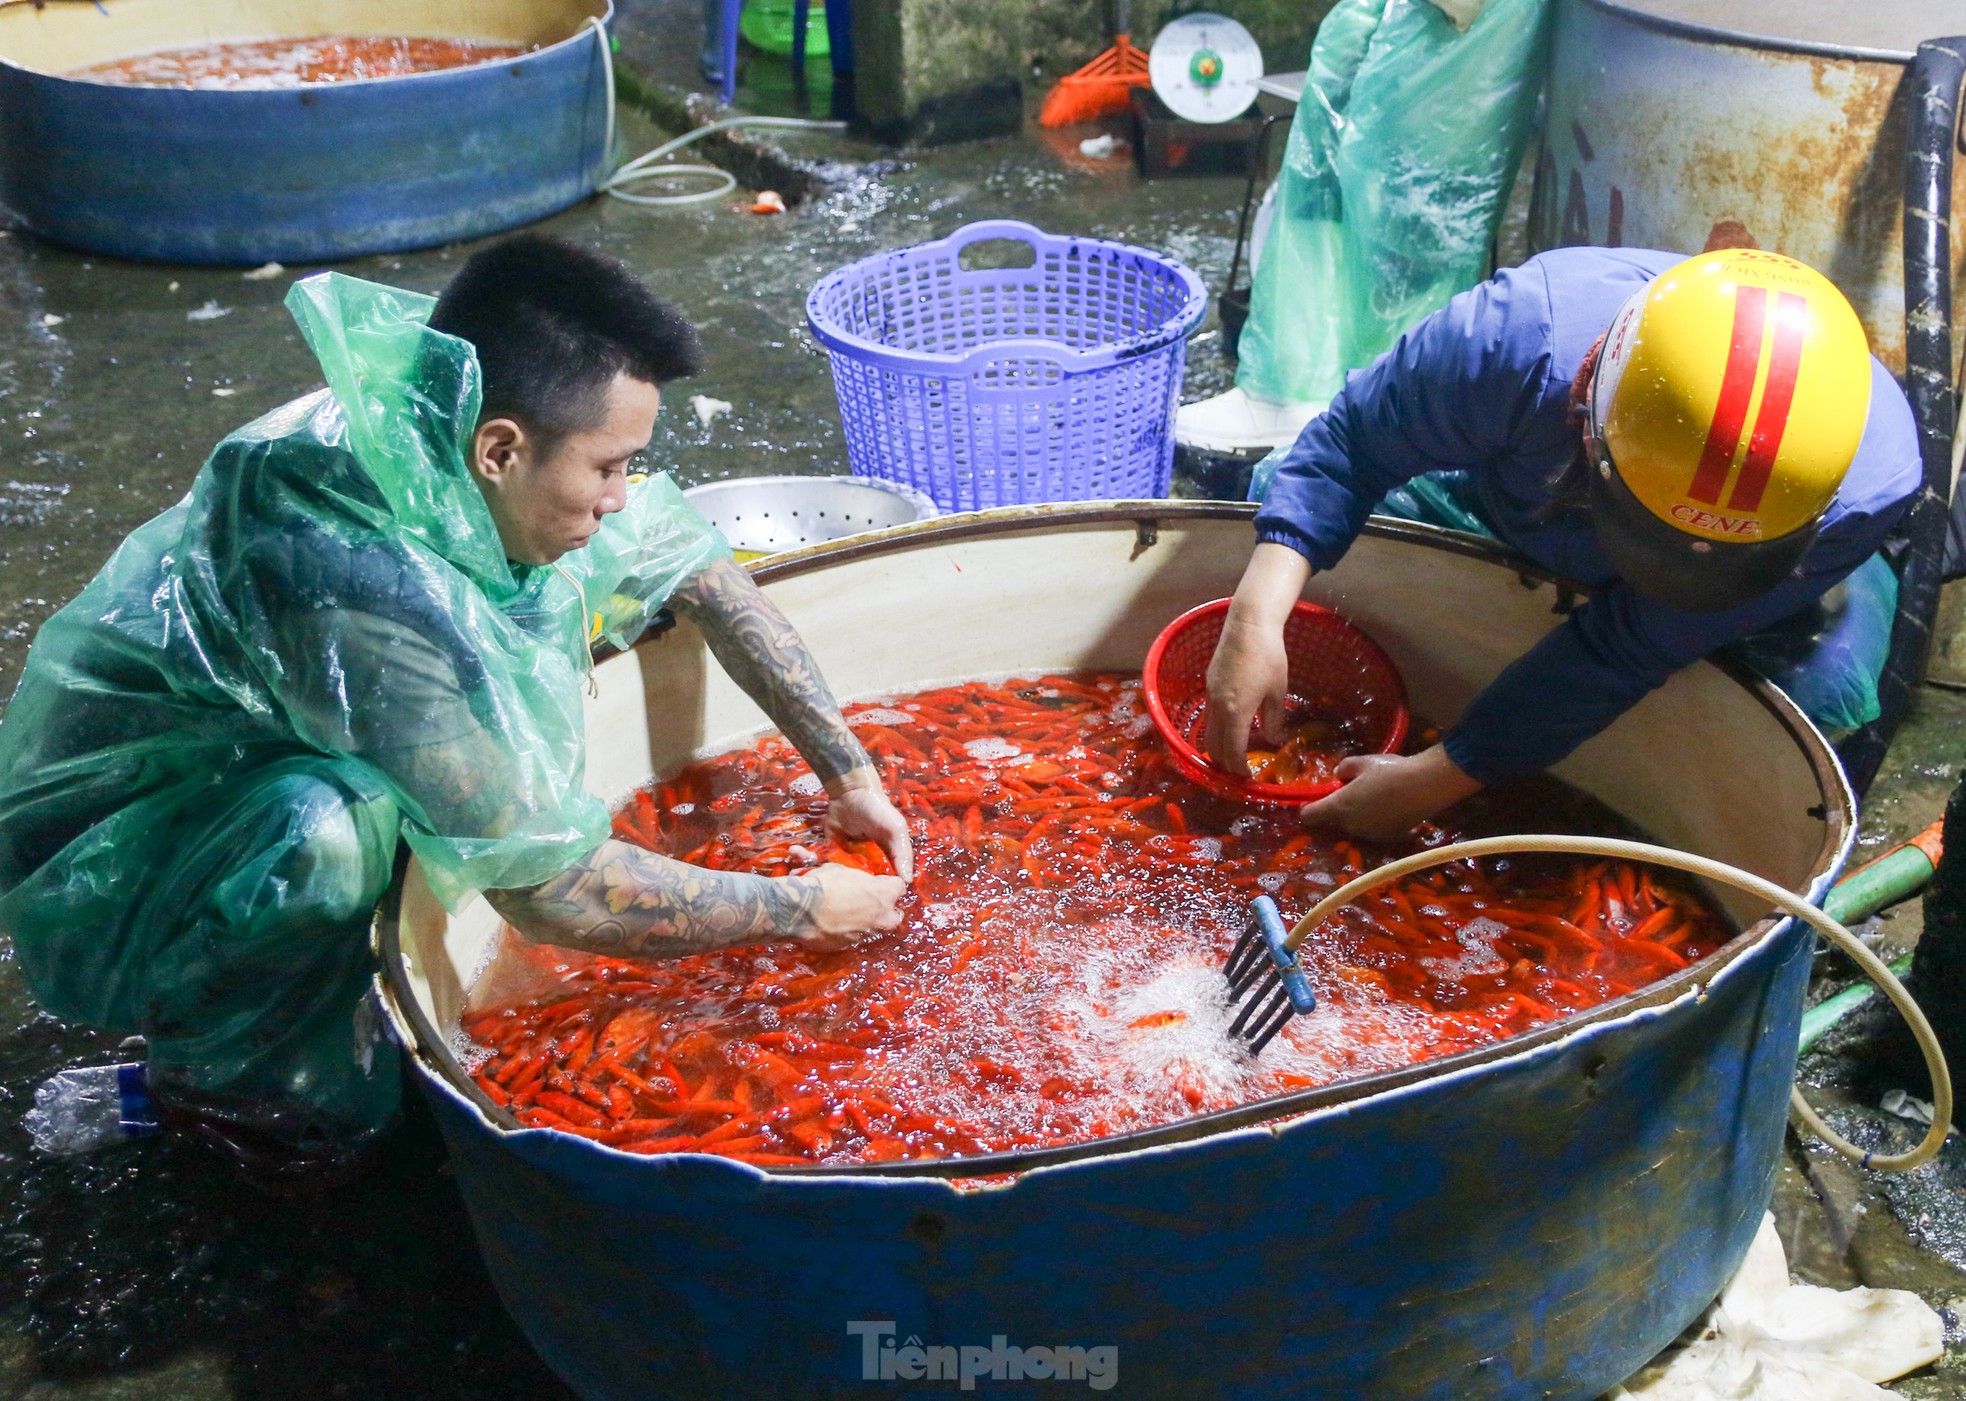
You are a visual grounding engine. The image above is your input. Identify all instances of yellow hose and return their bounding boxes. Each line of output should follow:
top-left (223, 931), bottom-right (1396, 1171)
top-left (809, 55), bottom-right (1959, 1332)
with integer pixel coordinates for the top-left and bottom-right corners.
top-left (1280, 834), bottom-right (1952, 1173)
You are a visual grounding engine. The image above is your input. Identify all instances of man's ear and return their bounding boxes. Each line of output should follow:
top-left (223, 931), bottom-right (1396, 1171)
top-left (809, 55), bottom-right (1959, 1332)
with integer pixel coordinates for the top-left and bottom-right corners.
top-left (470, 417), bottom-right (529, 484)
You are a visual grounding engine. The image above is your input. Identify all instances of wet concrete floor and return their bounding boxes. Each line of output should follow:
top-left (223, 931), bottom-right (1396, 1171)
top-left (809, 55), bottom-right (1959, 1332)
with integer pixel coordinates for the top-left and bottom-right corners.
top-left (2, 49), bottom-right (1965, 1401)
top-left (1783, 682), bottom-right (1966, 1399)
top-left (0, 95), bottom-right (1243, 1401)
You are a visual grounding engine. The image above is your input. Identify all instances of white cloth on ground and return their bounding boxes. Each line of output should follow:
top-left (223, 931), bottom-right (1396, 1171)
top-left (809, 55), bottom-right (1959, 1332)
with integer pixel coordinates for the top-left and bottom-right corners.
top-left (1608, 1212), bottom-right (1942, 1400)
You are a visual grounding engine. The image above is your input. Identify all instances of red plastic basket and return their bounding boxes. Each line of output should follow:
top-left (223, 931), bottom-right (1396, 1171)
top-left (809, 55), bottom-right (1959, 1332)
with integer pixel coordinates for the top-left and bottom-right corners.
top-left (1142, 599), bottom-right (1410, 806)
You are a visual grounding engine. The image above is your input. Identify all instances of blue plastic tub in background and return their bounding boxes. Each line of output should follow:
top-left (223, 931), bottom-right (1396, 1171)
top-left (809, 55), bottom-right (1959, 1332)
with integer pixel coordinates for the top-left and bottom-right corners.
top-left (0, 0), bottom-right (614, 265)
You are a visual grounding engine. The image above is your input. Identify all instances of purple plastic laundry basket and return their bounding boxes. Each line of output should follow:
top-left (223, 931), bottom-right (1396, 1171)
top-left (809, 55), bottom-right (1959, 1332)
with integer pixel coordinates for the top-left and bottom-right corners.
top-left (805, 220), bottom-right (1207, 511)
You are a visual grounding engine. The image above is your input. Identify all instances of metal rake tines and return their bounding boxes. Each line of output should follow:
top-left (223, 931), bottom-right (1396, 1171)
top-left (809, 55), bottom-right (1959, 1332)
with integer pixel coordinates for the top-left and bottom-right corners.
top-left (1224, 896), bottom-right (1318, 1055)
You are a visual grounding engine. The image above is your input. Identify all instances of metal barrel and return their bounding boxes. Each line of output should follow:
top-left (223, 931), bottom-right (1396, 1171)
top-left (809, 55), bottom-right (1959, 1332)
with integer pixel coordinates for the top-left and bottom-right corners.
top-left (1532, 0), bottom-right (1966, 375)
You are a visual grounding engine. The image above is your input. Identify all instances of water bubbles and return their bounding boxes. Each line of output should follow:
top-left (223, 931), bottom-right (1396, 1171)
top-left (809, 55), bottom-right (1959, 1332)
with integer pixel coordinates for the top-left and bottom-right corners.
top-left (1096, 962), bottom-right (1253, 1108)
top-left (451, 1029), bottom-right (493, 1073)
top-left (1256, 871), bottom-right (1287, 894)
top-left (788, 773), bottom-right (824, 797)
top-left (1419, 917), bottom-right (1508, 981)
top-left (963, 737), bottom-right (1022, 762)
top-left (851, 708), bottom-right (914, 727)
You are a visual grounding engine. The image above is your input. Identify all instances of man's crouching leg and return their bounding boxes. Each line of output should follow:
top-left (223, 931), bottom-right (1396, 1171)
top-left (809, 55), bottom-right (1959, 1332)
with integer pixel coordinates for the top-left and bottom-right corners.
top-left (142, 758), bottom-right (403, 1186)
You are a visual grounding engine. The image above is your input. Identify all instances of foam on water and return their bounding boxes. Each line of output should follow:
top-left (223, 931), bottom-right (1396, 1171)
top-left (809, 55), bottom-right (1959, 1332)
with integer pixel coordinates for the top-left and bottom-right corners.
top-left (1097, 961), bottom-right (1258, 1103)
top-left (851, 708), bottom-right (914, 727)
top-left (1419, 916), bottom-right (1511, 982)
top-left (451, 1028), bottom-right (493, 1074)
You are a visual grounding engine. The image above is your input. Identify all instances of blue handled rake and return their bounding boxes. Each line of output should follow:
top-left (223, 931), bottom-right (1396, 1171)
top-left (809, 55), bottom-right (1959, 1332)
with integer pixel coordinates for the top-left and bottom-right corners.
top-left (1223, 895), bottom-right (1319, 1054)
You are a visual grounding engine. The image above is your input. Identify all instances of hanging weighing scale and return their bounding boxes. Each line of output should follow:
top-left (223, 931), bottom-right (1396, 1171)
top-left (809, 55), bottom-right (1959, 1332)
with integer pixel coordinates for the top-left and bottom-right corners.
top-left (1130, 12), bottom-right (1265, 178)
top-left (1147, 12), bottom-right (1264, 124)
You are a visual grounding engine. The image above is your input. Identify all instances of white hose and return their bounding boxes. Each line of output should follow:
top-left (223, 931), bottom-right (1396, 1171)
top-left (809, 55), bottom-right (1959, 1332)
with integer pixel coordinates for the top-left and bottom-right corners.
top-left (1278, 834), bottom-right (1953, 1173)
top-left (582, 15), bottom-right (616, 175)
top-left (579, 17), bottom-right (845, 208)
top-left (603, 117), bottom-right (843, 206)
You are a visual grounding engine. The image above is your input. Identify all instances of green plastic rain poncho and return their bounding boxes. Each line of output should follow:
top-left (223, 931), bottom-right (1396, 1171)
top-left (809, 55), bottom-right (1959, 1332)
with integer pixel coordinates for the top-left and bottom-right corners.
top-left (1235, 0), bottom-right (1551, 408)
top-left (0, 274), bottom-right (729, 1146)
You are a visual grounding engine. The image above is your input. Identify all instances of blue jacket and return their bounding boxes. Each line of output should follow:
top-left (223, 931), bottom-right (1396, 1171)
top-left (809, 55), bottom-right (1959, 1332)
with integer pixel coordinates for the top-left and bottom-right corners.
top-left (1253, 246), bottom-right (1921, 785)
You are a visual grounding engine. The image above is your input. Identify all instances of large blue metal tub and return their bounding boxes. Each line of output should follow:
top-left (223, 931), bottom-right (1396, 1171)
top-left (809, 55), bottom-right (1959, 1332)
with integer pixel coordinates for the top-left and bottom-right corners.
top-left (0, 0), bottom-right (612, 265)
top-left (377, 504), bottom-right (1852, 1400)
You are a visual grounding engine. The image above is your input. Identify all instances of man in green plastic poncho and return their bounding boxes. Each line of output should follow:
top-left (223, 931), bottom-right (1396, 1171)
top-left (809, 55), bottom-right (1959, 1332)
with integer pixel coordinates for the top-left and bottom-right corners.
top-left (0, 237), bottom-right (912, 1184)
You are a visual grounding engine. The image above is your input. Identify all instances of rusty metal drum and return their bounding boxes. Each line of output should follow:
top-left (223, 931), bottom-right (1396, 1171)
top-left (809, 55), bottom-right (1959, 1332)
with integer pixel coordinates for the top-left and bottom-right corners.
top-left (1531, 0), bottom-right (1966, 372)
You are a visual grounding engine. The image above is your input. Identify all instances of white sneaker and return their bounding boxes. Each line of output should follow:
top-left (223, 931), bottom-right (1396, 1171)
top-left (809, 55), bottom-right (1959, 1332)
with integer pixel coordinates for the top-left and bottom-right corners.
top-left (1174, 387), bottom-right (1323, 455)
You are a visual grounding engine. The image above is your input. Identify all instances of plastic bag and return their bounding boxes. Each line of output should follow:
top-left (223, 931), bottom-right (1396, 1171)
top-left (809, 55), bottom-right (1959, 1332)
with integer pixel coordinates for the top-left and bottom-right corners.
top-left (1610, 1212), bottom-right (1940, 1398)
top-left (26, 1063), bottom-right (160, 1156)
top-left (1250, 454), bottom-right (1495, 540)
top-left (1728, 551), bottom-right (1898, 733)
top-left (1235, 0), bottom-right (1552, 408)
top-left (0, 273), bottom-right (729, 1140)
top-left (1369, 468), bottom-right (1493, 538)
top-left (1247, 444), bottom-right (1290, 503)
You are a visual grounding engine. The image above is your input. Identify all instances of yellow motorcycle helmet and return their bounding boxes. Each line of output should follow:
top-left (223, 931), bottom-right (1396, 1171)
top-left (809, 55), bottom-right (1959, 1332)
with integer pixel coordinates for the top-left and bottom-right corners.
top-left (1584, 249), bottom-right (1872, 612)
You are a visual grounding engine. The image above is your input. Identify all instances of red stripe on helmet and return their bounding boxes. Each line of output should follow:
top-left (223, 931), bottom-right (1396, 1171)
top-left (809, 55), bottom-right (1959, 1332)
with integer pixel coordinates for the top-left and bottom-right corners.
top-left (1687, 285), bottom-right (1767, 505)
top-left (1726, 291), bottom-right (1808, 513)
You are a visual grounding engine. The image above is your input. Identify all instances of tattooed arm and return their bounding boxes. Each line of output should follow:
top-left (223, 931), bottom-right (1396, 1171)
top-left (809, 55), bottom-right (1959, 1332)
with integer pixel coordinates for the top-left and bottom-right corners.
top-left (380, 721), bottom-right (903, 958)
top-left (386, 719), bottom-right (905, 958)
top-left (668, 557), bottom-right (915, 877)
top-left (489, 838), bottom-right (901, 959)
top-left (668, 556), bottom-right (870, 783)
top-left (347, 577), bottom-right (905, 958)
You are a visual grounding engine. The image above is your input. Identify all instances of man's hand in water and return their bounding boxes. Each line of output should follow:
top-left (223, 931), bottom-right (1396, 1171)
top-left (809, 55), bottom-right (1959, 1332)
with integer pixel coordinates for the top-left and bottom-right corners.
top-left (670, 557), bottom-right (914, 879)
top-left (1205, 613), bottom-right (1291, 775)
top-left (824, 765), bottom-right (915, 880)
top-left (489, 837), bottom-right (905, 959)
top-left (1298, 746), bottom-right (1481, 842)
top-left (1204, 543), bottom-right (1312, 774)
top-left (796, 862), bottom-right (908, 951)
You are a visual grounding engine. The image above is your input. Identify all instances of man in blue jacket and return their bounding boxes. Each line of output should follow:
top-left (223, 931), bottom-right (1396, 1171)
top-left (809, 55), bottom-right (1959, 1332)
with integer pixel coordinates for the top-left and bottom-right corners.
top-left (1205, 246), bottom-right (1921, 839)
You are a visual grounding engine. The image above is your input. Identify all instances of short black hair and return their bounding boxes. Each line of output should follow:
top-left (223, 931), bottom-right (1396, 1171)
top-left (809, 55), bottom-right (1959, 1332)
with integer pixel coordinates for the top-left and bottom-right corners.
top-left (429, 234), bottom-right (702, 448)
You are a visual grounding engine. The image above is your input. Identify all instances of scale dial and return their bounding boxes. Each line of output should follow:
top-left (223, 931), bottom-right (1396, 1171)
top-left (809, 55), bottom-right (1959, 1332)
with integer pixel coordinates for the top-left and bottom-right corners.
top-left (1148, 13), bottom-right (1264, 124)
